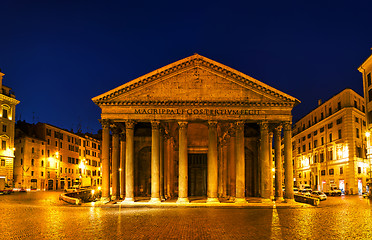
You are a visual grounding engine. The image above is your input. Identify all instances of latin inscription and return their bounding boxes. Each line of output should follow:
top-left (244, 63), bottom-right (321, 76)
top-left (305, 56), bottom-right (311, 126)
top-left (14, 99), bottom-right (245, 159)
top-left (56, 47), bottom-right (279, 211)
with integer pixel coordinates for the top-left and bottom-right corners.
top-left (134, 109), bottom-right (261, 115)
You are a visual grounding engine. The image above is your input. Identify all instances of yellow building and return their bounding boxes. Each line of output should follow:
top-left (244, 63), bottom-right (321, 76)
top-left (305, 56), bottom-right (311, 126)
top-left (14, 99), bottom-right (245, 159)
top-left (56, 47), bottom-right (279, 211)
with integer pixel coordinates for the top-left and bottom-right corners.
top-left (0, 70), bottom-right (20, 187)
top-left (359, 51), bottom-right (372, 192)
top-left (292, 88), bottom-right (367, 195)
top-left (14, 122), bottom-right (102, 191)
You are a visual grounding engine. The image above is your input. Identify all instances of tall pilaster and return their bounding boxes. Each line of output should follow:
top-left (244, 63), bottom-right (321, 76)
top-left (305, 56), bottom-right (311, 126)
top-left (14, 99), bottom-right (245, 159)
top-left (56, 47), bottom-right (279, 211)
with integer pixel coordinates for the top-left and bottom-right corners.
top-left (100, 119), bottom-right (111, 201)
top-left (207, 121), bottom-right (219, 203)
top-left (260, 121), bottom-right (272, 201)
top-left (177, 121), bottom-right (189, 203)
top-left (284, 122), bottom-right (294, 200)
top-left (150, 121), bottom-right (161, 203)
top-left (235, 121), bottom-right (246, 203)
top-left (120, 133), bottom-right (126, 199)
top-left (111, 126), bottom-right (121, 200)
top-left (274, 126), bottom-right (284, 201)
top-left (123, 120), bottom-right (135, 203)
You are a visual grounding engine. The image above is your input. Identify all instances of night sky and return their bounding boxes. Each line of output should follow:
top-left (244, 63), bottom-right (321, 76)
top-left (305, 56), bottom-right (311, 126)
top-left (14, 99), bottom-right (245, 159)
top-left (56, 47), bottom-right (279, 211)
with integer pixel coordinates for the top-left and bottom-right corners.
top-left (1, 1), bottom-right (371, 134)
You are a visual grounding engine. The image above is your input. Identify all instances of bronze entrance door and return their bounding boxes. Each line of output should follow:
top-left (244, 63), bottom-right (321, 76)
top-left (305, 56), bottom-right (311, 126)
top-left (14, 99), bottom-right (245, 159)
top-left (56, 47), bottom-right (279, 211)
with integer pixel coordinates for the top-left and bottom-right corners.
top-left (188, 154), bottom-right (207, 197)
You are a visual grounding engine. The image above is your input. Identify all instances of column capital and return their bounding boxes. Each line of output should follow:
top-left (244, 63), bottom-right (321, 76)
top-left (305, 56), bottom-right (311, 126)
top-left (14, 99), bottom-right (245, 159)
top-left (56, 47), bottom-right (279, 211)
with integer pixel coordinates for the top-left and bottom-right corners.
top-left (259, 121), bottom-right (269, 131)
top-left (111, 125), bottom-right (122, 135)
top-left (274, 125), bottom-right (283, 133)
top-left (125, 120), bottom-right (136, 129)
top-left (151, 120), bottom-right (160, 130)
top-left (208, 120), bottom-right (218, 128)
top-left (120, 133), bottom-right (126, 142)
top-left (178, 121), bottom-right (188, 129)
top-left (235, 121), bottom-right (245, 131)
top-left (283, 122), bottom-right (292, 131)
top-left (99, 119), bottom-right (111, 129)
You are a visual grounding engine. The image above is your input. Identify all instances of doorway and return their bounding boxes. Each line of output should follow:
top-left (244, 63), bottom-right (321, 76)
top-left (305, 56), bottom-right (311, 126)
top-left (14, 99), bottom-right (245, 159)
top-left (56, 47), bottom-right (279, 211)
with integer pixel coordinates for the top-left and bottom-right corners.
top-left (188, 154), bottom-right (207, 197)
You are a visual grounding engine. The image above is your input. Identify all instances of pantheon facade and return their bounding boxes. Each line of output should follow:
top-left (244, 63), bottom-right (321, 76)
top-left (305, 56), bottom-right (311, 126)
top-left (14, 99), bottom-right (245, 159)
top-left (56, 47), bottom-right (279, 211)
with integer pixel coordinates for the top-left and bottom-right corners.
top-left (92, 54), bottom-right (300, 203)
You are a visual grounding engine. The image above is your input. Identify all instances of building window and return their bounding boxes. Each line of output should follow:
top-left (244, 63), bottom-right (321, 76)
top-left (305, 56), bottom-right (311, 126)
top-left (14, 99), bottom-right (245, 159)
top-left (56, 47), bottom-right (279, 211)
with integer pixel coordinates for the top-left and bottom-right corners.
top-left (320, 127), bottom-right (324, 133)
top-left (41, 160), bottom-right (44, 167)
top-left (329, 169), bottom-right (334, 175)
top-left (2, 109), bottom-right (8, 119)
top-left (358, 167), bottom-right (362, 174)
top-left (41, 171), bottom-right (44, 177)
top-left (329, 133), bottom-right (332, 142)
top-left (329, 107), bottom-right (332, 116)
top-left (321, 170), bottom-right (326, 176)
top-left (0, 159), bottom-right (5, 166)
top-left (321, 112), bottom-right (324, 120)
top-left (314, 130), bottom-right (318, 136)
top-left (298, 147), bottom-right (301, 153)
top-left (314, 140), bottom-right (318, 148)
top-left (314, 154), bottom-right (318, 163)
top-left (31, 159), bottom-right (34, 166)
top-left (356, 128), bottom-right (360, 138)
top-left (336, 117), bottom-right (342, 125)
top-left (320, 153), bottom-right (324, 162)
top-left (321, 137), bottom-right (324, 145)
top-left (338, 129), bottom-right (342, 139)
top-left (2, 125), bottom-right (6, 132)
top-left (307, 134), bottom-right (311, 139)
top-left (32, 147), bottom-right (34, 153)
top-left (355, 117), bottom-right (359, 123)
top-left (302, 145), bottom-right (306, 152)
top-left (340, 167), bottom-right (343, 175)
top-left (337, 102), bottom-right (341, 110)
top-left (1, 140), bottom-right (6, 150)
top-left (354, 100), bottom-right (358, 109)
top-left (328, 122), bottom-right (333, 129)
top-left (31, 171), bottom-right (34, 176)
top-left (308, 142), bottom-right (311, 151)
top-left (368, 72), bottom-right (371, 87)
top-left (329, 149), bottom-right (333, 160)
top-left (42, 150), bottom-right (44, 155)
top-left (369, 89), bottom-right (372, 102)
top-left (20, 159), bottom-right (23, 165)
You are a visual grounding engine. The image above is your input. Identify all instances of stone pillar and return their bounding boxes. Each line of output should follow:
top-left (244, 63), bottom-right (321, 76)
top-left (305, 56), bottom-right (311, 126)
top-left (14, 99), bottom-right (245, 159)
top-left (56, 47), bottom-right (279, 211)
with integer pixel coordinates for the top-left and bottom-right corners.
top-left (120, 133), bottom-right (126, 199)
top-left (100, 119), bottom-right (110, 201)
top-left (284, 122), bottom-right (294, 200)
top-left (150, 121), bottom-right (161, 203)
top-left (229, 130), bottom-right (236, 199)
top-left (160, 128), bottom-right (165, 200)
top-left (235, 121), bottom-right (246, 203)
top-left (123, 121), bottom-right (135, 203)
top-left (111, 126), bottom-right (121, 200)
top-left (269, 132), bottom-right (273, 200)
top-left (222, 142), bottom-right (228, 198)
top-left (207, 121), bottom-right (219, 203)
top-left (260, 121), bottom-right (272, 201)
top-left (177, 121), bottom-right (189, 203)
top-left (274, 126), bottom-right (284, 201)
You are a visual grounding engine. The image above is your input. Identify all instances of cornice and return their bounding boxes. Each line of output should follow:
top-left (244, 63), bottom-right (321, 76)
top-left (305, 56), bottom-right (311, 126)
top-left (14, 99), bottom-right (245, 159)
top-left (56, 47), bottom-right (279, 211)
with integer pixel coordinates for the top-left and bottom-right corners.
top-left (95, 100), bottom-right (295, 107)
top-left (0, 94), bottom-right (20, 105)
top-left (92, 54), bottom-right (300, 105)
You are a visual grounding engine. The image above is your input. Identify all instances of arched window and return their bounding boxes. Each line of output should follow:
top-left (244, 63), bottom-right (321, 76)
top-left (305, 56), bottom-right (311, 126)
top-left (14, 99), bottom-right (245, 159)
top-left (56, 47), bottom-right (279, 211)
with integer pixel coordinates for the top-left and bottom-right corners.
top-left (41, 160), bottom-right (44, 167)
top-left (31, 159), bottom-right (34, 166)
top-left (1, 104), bottom-right (11, 120)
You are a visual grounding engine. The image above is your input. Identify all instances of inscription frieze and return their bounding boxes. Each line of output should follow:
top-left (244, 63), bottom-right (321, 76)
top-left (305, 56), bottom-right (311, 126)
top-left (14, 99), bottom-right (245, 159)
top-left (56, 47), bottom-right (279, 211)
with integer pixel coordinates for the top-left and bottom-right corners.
top-left (134, 108), bottom-right (261, 116)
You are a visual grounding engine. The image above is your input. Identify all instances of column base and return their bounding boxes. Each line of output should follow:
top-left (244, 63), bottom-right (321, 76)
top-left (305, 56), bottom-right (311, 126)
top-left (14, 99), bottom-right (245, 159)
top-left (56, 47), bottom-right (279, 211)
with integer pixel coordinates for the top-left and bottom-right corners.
top-left (234, 197), bottom-right (247, 203)
top-left (207, 197), bottom-right (220, 203)
top-left (100, 197), bottom-right (111, 203)
top-left (111, 195), bottom-right (120, 201)
top-left (176, 197), bottom-right (189, 204)
top-left (261, 198), bottom-right (272, 203)
top-left (275, 197), bottom-right (284, 203)
top-left (122, 197), bottom-right (135, 204)
top-left (284, 198), bottom-right (296, 204)
top-left (150, 198), bottom-right (161, 204)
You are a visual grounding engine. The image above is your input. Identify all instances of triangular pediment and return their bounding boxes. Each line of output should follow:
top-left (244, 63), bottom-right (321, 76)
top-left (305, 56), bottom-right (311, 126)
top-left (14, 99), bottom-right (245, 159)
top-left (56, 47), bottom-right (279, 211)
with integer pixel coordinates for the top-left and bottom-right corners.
top-left (92, 54), bottom-right (300, 107)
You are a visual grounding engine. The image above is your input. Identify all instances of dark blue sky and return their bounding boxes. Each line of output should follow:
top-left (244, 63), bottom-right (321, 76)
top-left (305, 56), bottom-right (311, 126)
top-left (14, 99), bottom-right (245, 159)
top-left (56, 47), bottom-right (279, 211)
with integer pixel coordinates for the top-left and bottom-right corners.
top-left (1, 1), bottom-right (371, 133)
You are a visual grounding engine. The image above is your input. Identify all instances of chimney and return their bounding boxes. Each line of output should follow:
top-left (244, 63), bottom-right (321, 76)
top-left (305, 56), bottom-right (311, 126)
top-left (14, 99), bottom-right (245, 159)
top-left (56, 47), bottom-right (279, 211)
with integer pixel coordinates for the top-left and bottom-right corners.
top-left (318, 99), bottom-right (322, 106)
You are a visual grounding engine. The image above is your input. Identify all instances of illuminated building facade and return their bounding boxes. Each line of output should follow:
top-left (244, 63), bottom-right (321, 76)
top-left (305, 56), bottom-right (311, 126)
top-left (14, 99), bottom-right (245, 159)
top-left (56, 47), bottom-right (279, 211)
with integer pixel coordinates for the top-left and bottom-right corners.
top-left (359, 52), bottom-right (372, 191)
top-left (0, 70), bottom-right (20, 187)
top-left (14, 122), bottom-right (102, 190)
top-left (93, 54), bottom-right (300, 203)
top-left (292, 89), bottom-right (367, 195)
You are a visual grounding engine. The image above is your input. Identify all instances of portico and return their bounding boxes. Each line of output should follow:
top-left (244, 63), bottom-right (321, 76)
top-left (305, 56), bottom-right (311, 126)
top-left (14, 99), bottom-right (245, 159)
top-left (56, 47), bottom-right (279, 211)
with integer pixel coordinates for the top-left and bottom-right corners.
top-left (92, 54), bottom-right (299, 203)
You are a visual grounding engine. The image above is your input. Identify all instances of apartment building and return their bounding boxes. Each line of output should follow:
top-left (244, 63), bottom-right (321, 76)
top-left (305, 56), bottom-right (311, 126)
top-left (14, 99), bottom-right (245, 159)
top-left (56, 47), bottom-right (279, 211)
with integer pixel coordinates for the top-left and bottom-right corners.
top-left (14, 121), bottom-right (102, 190)
top-left (292, 88), bottom-right (368, 195)
top-left (0, 70), bottom-right (20, 187)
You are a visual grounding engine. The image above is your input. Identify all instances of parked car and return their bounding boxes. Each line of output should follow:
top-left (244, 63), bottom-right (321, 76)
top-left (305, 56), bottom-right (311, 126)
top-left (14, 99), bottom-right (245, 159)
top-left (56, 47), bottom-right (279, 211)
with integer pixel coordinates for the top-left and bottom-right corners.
top-left (324, 185), bottom-right (342, 196)
top-left (310, 191), bottom-right (327, 200)
top-left (300, 189), bottom-right (312, 197)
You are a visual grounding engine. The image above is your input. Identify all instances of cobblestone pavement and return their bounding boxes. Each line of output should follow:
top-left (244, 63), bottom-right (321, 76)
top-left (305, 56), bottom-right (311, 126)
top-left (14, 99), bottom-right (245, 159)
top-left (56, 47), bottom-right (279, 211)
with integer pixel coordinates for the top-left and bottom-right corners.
top-left (1, 191), bottom-right (372, 239)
